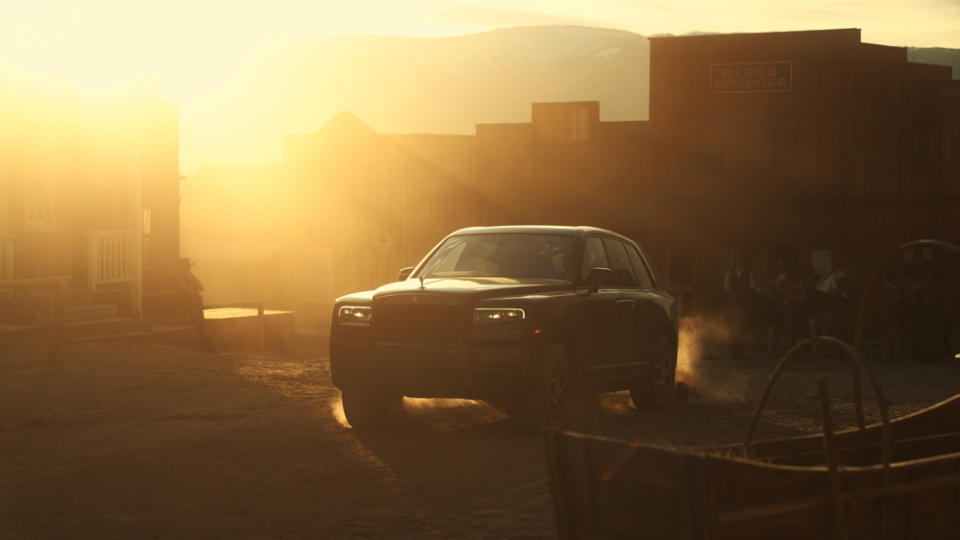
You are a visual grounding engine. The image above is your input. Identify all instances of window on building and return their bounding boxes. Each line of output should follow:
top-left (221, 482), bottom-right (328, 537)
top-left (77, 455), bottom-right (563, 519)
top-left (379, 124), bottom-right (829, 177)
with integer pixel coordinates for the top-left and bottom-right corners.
top-left (24, 164), bottom-right (57, 232)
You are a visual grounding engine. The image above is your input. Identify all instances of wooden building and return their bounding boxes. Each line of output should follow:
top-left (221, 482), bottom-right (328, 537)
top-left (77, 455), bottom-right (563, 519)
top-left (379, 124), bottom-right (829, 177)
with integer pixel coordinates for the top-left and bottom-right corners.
top-left (183, 112), bottom-right (514, 334)
top-left (183, 29), bottom-right (959, 336)
top-left (283, 113), bottom-right (514, 332)
top-left (0, 76), bottom-right (181, 326)
top-left (646, 28), bottom-right (960, 316)
top-left (475, 101), bottom-right (651, 242)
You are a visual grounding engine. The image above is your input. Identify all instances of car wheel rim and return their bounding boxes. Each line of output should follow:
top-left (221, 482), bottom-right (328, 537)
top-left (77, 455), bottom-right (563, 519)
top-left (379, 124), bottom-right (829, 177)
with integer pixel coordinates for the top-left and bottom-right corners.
top-left (654, 339), bottom-right (673, 404)
top-left (548, 348), bottom-right (568, 425)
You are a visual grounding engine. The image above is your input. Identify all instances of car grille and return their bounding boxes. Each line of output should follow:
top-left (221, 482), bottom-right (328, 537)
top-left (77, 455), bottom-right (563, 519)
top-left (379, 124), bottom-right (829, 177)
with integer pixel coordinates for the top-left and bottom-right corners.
top-left (372, 303), bottom-right (460, 345)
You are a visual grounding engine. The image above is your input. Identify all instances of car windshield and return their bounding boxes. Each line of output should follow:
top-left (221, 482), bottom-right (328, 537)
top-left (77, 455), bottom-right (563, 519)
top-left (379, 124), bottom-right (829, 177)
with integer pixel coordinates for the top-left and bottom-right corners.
top-left (417, 233), bottom-right (575, 281)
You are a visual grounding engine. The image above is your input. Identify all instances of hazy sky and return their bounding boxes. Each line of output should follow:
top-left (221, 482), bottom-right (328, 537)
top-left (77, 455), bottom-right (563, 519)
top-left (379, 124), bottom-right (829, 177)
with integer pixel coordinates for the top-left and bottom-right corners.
top-left (3, 0), bottom-right (957, 173)
top-left (2, 0), bottom-right (957, 95)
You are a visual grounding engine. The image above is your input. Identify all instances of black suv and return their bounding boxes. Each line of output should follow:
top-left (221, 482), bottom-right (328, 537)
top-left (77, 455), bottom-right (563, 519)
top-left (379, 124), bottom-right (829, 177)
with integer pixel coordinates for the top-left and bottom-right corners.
top-left (330, 226), bottom-right (677, 427)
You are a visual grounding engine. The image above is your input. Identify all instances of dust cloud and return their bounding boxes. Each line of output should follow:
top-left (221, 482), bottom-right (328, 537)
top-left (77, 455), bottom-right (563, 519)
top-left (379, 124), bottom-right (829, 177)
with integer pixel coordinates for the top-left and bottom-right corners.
top-left (330, 398), bottom-right (351, 428)
top-left (600, 392), bottom-right (634, 416)
top-left (676, 315), bottom-right (748, 403)
top-left (329, 396), bottom-right (482, 429)
top-left (402, 398), bottom-right (480, 412)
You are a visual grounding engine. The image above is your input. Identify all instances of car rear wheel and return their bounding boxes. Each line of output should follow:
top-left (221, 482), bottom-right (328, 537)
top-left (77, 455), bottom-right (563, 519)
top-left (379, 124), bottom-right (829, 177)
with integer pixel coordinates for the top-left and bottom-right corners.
top-left (631, 335), bottom-right (677, 409)
top-left (340, 388), bottom-right (400, 428)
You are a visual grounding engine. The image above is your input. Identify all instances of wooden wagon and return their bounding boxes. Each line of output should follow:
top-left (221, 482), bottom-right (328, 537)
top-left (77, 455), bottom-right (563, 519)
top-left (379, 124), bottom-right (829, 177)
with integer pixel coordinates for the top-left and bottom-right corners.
top-left (544, 336), bottom-right (960, 540)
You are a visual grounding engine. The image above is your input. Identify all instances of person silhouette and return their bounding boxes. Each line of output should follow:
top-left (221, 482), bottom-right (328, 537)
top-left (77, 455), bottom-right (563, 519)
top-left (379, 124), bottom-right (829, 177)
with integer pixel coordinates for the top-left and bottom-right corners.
top-left (723, 255), bottom-right (755, 360)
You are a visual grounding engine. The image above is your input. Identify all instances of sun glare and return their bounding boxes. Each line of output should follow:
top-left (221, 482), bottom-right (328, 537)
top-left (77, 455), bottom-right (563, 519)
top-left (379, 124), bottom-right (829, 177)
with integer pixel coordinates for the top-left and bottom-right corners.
top-left (2, 0), bottom-right (957, 101)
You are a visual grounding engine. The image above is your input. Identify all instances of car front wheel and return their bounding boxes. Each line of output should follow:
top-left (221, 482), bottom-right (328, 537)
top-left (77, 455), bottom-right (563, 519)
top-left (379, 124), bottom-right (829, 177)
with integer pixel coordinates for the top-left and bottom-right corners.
top-left (339, 388), bottom-right (400, 428)
top-left (540, 344), bottom-right (592, 428)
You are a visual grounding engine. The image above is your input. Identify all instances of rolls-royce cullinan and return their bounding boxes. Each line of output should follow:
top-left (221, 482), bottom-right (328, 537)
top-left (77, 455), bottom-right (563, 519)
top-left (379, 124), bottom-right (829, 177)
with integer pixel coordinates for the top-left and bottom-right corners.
top-left (330, 226), bottom-right (678, 428)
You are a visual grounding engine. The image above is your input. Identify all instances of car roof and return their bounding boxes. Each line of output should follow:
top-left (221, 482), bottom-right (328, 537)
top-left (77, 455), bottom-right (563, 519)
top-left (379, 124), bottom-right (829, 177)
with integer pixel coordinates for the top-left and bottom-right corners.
top-left (449, 225), bottom-right (635, 242)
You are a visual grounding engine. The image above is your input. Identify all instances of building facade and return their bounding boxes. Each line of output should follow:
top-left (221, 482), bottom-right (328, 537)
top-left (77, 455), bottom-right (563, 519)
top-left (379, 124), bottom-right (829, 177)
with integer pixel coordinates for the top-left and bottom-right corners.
top-left (283, 113), bottom-right (515, 332)
top-left (646, 28), bottom-right (960, 317)
top-left (182, 28), bottom-right (959, 336)
top-left (0, 76), bottom-right (181, 321)
top-left (475, 101), bottom-right (651, 242)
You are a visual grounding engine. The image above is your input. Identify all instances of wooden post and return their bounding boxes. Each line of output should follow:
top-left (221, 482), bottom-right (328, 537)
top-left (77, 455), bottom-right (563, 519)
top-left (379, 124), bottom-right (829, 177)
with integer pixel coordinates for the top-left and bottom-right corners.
top-left (818, 377), bottom-right (850, 540)
top-left (258, 302), bottom-right (265, 352)
top-left (47, 280), bottom-right (66, 372)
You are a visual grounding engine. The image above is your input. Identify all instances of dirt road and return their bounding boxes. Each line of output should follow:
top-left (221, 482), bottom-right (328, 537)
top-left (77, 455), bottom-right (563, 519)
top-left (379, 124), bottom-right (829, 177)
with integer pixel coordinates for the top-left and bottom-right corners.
top-left (2, 342), bottom-right (959, 538)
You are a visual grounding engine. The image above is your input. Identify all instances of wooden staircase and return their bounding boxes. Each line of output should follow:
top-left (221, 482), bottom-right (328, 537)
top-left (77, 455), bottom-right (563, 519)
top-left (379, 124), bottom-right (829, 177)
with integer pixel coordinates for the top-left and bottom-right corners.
top-left (64, 288), bottom-right (197, 346)
top-left (65, 288), bottom-right (145, 342)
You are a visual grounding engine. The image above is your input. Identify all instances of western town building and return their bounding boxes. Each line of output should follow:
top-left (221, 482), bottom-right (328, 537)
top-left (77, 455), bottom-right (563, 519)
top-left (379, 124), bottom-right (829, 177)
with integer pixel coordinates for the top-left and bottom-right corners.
top-left (0, 76), bottom-right (182, 337)
top-left (182, 112), bottom-right (514, 334)
top-left (181, 27), bottom-right (959, 337)
top-left (647, 28), bottom-right (959, 316)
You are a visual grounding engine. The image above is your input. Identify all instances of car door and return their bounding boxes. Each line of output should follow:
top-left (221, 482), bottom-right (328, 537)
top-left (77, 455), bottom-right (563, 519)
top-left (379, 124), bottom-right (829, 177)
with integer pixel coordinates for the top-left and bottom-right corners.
top-left (624, 241), bottom-right (671, 384)
top-left (600, 237), bottom-right (650, 383)
top-left (573, 235), bottom-right (621, 383)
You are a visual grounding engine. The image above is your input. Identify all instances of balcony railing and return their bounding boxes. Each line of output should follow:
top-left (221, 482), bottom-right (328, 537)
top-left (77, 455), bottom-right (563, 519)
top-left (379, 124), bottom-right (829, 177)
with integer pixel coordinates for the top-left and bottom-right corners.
top-left (87, 230), bottom-right (136, 289)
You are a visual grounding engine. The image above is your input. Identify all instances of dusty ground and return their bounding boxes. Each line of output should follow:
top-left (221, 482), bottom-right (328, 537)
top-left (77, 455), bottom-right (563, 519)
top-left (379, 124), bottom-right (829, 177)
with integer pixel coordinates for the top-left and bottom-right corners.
top-left (2, 341), bottom-right (960, 539)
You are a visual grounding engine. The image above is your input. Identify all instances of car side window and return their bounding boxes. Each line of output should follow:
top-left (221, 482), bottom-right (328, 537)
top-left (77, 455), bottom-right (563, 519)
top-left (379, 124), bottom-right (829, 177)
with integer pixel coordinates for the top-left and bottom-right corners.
top-left (603, 238), bottom-right (637, 287)
top-left (626, 244), bottom-right (654, 289)
top-left (580, 236), bottom-right (609, 282)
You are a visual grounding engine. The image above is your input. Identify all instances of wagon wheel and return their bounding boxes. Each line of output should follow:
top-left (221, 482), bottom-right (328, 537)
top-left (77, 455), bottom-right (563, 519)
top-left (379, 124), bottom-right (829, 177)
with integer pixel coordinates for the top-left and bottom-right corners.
top-left (853, 239), bottom-right (960, 355)
top-left (742, 335), bottom-right (893, 470)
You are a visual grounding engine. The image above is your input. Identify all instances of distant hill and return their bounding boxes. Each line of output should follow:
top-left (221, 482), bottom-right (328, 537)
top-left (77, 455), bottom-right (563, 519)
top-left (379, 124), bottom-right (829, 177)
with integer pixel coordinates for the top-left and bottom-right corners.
top-left (174, 26), bottom-right (959, 173)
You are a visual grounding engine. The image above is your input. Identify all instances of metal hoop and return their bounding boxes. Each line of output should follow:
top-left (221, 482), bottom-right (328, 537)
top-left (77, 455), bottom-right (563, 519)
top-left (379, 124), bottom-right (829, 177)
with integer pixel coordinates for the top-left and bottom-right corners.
top-left (743, 335), bottom-right (892, 469)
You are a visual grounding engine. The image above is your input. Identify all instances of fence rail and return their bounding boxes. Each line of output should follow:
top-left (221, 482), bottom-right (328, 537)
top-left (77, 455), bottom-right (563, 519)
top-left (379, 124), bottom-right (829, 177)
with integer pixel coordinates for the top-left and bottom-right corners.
top-left (87, 230), bottom-right (135, 288)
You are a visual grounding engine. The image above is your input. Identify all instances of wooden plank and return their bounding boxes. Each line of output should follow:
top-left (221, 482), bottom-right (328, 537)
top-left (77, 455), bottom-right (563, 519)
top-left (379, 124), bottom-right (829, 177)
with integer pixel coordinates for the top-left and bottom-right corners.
top-left (819, 378), bottom-right (850, 540)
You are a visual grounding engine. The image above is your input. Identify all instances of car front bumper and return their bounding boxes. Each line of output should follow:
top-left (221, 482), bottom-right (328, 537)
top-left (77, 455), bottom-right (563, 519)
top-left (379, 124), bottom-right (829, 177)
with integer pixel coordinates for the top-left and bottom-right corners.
top-left (330, 340), bottom-right (538, 398)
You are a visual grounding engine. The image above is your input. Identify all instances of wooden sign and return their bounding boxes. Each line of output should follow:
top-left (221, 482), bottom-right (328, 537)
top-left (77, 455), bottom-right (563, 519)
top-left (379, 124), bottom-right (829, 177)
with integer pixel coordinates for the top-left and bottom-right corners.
top-left (710, 61), bottom-right (792, 93)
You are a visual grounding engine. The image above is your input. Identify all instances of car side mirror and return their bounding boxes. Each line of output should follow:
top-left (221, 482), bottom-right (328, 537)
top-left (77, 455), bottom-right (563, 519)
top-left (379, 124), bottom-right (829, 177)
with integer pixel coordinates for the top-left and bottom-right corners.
top-left (586, 267), bottom-right (615, 292)
top-left (398, 267), bottom-right (415, 281)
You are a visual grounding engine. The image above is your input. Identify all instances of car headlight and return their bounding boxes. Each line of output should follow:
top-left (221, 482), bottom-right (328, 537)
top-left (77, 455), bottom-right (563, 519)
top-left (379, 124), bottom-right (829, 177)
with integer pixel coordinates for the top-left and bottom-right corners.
top-left (473, 307), bottom-right (525, 325)
top-left (338, 305), bottom-right (372, 326)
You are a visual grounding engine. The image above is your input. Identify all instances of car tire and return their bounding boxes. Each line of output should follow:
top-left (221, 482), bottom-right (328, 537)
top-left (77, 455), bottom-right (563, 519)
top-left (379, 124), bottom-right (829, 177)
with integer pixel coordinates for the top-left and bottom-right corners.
top-left (340, 388), bottom-right (398, 428)
top-left (631, 335), bottom-right (677, 410)
top-left (539, 344), bottom-right (591, 429)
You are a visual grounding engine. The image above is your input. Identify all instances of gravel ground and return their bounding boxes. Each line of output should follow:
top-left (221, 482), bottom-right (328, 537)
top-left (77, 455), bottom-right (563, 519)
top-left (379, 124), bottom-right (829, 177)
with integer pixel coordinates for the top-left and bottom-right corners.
top-left (2, 341), bottom-right (960, 539)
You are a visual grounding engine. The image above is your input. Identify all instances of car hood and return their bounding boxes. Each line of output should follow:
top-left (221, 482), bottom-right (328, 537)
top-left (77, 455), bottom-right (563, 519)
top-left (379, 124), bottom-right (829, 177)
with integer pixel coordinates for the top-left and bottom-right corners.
top-left (373, 277), bottom-right (571, 299)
